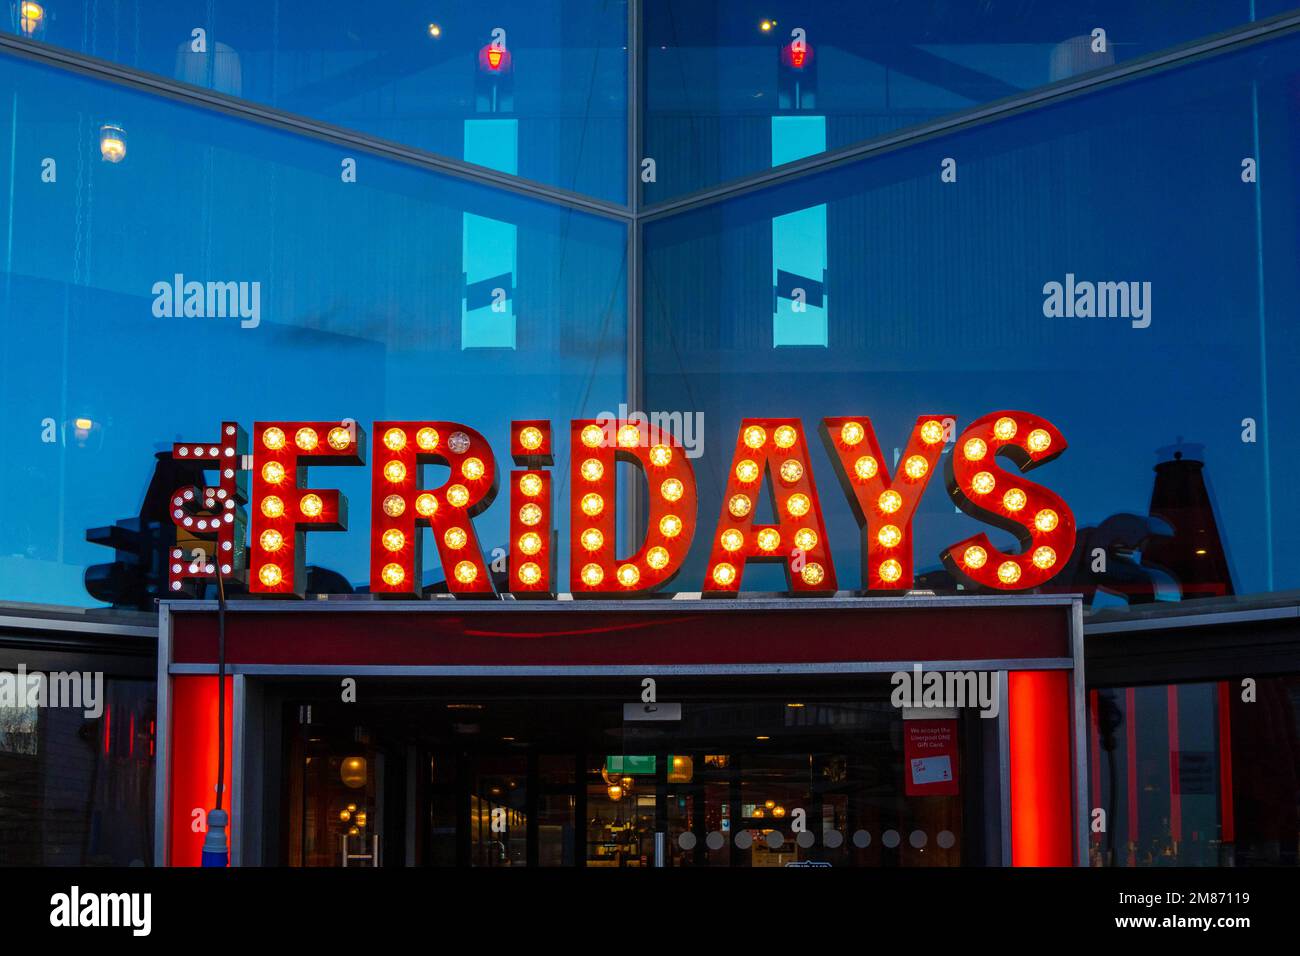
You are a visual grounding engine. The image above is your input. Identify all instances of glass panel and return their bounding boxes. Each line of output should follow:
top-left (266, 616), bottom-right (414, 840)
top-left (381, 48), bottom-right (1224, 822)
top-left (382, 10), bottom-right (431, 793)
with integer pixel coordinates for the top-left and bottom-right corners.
top-left (4, 0), bottom-right (629, 202)
top-left (0, 675), bottom-right (154, 865)
top-left (643, 30), bottom-right (1300, 609)
top-left (0, 52), bottom-right (628, 607)
top-left (1090, 677), bottom-right (1300, 867)
top-left (643, 1), bottom-right (1296, 202)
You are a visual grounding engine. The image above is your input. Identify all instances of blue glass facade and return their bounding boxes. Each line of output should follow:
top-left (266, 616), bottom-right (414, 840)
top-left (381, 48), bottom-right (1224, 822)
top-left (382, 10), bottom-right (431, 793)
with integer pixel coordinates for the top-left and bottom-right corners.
top-left (1, 3), bottom-right (1300, 873)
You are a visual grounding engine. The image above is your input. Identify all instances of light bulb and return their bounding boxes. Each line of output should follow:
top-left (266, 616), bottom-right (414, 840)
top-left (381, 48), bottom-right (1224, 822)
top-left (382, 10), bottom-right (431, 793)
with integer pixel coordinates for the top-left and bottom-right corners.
top-left (840, 421), bottom-right (865, 446)
top-left (383, 428), bottom-right (407, 451)
top-left (295, 427), bottom-right (318, 451)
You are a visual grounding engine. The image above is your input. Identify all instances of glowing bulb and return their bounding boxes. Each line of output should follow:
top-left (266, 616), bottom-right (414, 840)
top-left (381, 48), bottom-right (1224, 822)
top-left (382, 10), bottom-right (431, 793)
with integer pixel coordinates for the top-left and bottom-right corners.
top-left (1027, 429), bottom-right (1052, 453)
top-left (415, 493), bottom-right (437, 517)
top-left (997, 561), bottom-right (1022, 584)
top-left (963, 438), bottom-right (987, 461)
top-left (720, 529), bottom-right (744, 552)
top-left (877, 490), bottom-right (902, 514)
top-left (382, 529), bottom-right (405, 552)
top-left (854, 456), bottom-right (878, 480)
top-left (1034, 509), bottom-right (1059, 532)
top-left (519, 473), bottom-right (543, 497)
top-left (299, 494), bottom-right (323, 517)
top-left (518, 426), bottom-right (544, 450)
top-left (1003, 488), bottom-right (1027, 512)
top-left (581, 493), bottom-right (604, 516)
top-left (295, 427), bottom-right (318, 451)
top-left (994, 417), bottom-right (1017, 440)
top-left (801, 563), bottom-right (825, 586)
top-left (617, 424), bottom-right (641, 448)
top-left (712, 563), bottom-right (737, 587)
top-left (660, 515), bottom-right (683, 538)
top-left (963, 545), bottom-right (987, 569)
top-left (794, 528), bottom-right (817, 551)
top-left (383, 494), bottom-right (405, 517)
top-left (581, 563), bottom-right (604, 587)
top-left (261, 461), bottom-right (285, 484)
top-left (756, 528), bottom-right (780, 552)
top-left (462, 457), bottom-right (485, 481)
top-left (728, 494), bottom-right (752, 518)
top-left (446, 485), bottom-right (470, 508)
top-left (580, 528), bottom-right (604, 551)
top-left (878, 525), bottom-right (902, 548)
top-left (581, 424), bottom-right (605, 448)
top-left (259, 529), bottom-right (283, 552)
top-left (518, 562), bottom-right (541, 585)
top-left (646, 546), bottom-right (670, 570)
top-left (660, 478), bottom-right (684, 502)
top-left (971, 472), bottom-right (996, 495)
top-left (378, 563), bottom-right (403, 585)
top-left (780, 459), bottom-right (804, 483)
top-left (904, 455), bottom-right (928, 479)
top-left (735, 459), bottom-right (760, 483)
top-left (416, 427), bottom-right (439, 450)
top-left (328, 427), bottom-right (352, 450)
top-left (454, 561), bottom-right (478, 584)
top-left (649, 444), bottom-right (672, 466)
top-left (518, 532), bottom-right (542, 555)
top-left (879, 559), bottom-right (902, 583)
top-left (384, 460), bottom-right (407, 483)
top-left (261, 496), bottom-right (284, 518)
top-left (773, 425), bottom-right (797, 448)
top-left (262, 427), bottom-right (286, 450)
top-left (383, 428), bottom-right (407, 451)
top-left (519, 503), bottom-right (543, 526)
top-left (786, 493), bottom-right (811, 517)
top-left (1032, 546), bottom-right (1057, 569)
top-left (920, 420), bottom-right (945, 445)
top-left (444, 527), bottom-right (468, 549)
top-left (428, 22), bottom-right (442, 37)
top-left (617, 564), bottom-right (640, 587)
top-left (258, 564), bottom-right (282, 587)
top-left (581, 458), bottom-right (604, 481)
top-left (759, 19), bottom-right (773, 32)
top-left (840, 422), bottom-right (865, 446)
top-left (743, 425), bottom-right (767, 449)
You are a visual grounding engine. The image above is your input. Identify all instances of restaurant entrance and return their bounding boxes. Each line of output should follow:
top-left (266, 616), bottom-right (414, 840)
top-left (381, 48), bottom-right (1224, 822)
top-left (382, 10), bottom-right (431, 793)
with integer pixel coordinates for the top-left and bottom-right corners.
top-left (157, 595), bottom-right (1084, 867)
top-left (276, 675), bottom-right (995, 867)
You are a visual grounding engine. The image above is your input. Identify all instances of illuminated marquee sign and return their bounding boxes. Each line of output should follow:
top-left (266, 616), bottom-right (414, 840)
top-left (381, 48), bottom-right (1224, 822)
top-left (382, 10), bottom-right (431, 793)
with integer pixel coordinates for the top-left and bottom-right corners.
top-left (166, 412), bottom-right (1075, 599)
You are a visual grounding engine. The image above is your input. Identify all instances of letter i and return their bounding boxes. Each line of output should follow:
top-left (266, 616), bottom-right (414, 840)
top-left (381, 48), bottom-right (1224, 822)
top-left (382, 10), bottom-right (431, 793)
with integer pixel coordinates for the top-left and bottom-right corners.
top-left (508, 421), bottom-right (554, 597)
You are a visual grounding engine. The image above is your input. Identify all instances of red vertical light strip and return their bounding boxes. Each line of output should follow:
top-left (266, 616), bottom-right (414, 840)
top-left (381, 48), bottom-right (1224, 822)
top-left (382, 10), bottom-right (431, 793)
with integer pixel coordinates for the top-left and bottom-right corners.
top-left (1088, 689), bottom-right (1101, 846)
top-left (102, 704), bottom-right (111, 755)
top-left (167, 676), bottom-right (234, 867)
top-left (1007, 670), bottom-right (1073, 866)
top-left (1216, 681), bottom-right (1235, 844)
top-left (129, 713), bottom-right (136, 758)
top-left (1167, 685), bottom-right (1181, 845)
top-left (1125, 686), bottom-right (1138, 861)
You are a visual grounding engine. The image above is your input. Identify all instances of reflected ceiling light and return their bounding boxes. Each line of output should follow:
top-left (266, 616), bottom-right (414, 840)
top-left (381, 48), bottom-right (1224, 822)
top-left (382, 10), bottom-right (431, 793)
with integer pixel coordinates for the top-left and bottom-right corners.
top-left (99, 124), bottom-right (126, 163)
top-left (759, 19), bottom-right (775, 32)
top-left (427, 23), bottom-right (441, 38)
top-left (18, 2), bottom-right (44, 36)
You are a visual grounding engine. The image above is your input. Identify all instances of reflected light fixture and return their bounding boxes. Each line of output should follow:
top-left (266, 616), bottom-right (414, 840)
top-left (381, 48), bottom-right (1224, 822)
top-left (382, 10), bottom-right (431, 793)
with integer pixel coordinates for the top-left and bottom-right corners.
top-left (427, 23), bottom-right (441, 38)
top-left (18, 1), bottom-right (44, 36)
top-left (99, 124), bottom-right (126, 163)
